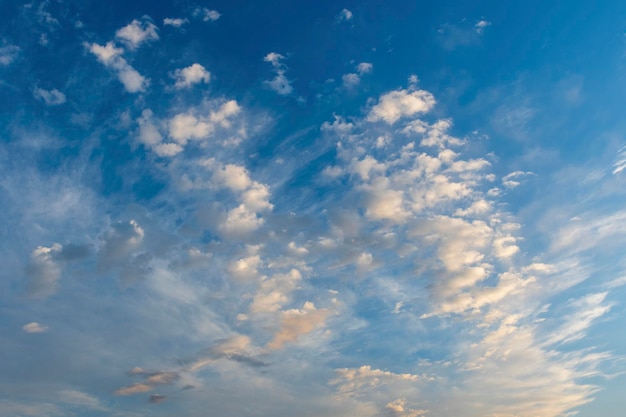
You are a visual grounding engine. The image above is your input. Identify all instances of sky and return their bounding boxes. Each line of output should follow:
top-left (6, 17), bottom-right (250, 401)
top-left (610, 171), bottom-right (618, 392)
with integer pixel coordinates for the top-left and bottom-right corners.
top-left (1, 1), bottom-right (626, 416)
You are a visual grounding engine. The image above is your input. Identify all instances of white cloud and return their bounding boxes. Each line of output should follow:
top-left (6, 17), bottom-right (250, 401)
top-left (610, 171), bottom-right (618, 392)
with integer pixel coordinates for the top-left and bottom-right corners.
top-left (220, 204), bottom-right (265, 237)
top-left (173, 63), bottom-right (211, 89)
top-left (163, 17), bottom-right (188, 27)
top-left (357, 62), bottom-right (373, 74)
top-left (87, 42), bottom-right (148, 93)
top-left (0, 44), bottom-right (19, 65)
top-left (115, 18), bottom-right (159, 49)
top-left (475, 20), bottom-right (492, 34)
top-left (194, 8), bottom-right (221, 22)
top-left (368, 89), bottom-right (436, 124)
top-left (342, 73), bottom-right (360, 89)
top-left (22, 322), bottom-right (48, 333)
top-left (264, 52), bottom-right (293, 95)
top-left (33, 87), bottom-right (66, 106)
top-left (338, 9), bottom-right (353, 22)
top-left (502, 170), bottom-right (533, 188)
top-left (168, 100), bottom-right (241, 145)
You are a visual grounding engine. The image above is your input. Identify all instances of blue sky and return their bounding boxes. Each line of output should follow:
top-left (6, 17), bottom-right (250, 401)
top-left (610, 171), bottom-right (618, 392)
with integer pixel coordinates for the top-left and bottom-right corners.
top-left (2, 1), bottom-right (626, 416)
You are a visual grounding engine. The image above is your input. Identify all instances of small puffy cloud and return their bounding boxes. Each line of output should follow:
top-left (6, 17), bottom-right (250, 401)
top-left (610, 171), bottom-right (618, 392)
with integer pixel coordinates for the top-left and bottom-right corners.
top-left (25, 243), bottom-right (63, 298)
top-left (360, 178), bottom-right (409, 223)
top-left (475, 20), bottom-right (492, 34)
top-left (169, 114), bottom-right (212, 144)
top-left (173, 63), bottom-right (210, 89)
top-left (149, 394), bottom-right (167, 404)
top-left (154, 143), bottom-right (183, 157)
top-left (267, 302), bottom-right (329, 350)
top-left (114, 383), bottom-right (152, 396)
top-left (342, 73), bottom-right (360, 89)
top-left (0, 44), bottom-right (20, 65)
top-left (368, 89), bottom-right (436, 124)
top-left (168, 100), bottom-right (240, 145)
top-left (22, 322), bottom-right (48, 333)
top-left (338, 8), bottom-right (353, 22)
top-left (33, 87), bottom-right (66, 106)
top-left (87, 42), bottom-right (148, 93)
top-left (163, 18), bottom-right (188, 27)
top-left (115, 18), bottom-right (159, 49)
top-left (264, 52), bottom-right (293, 95)
top-left (193, 8), bottom-right (221, 22)
top-left (220, 204), bottom-right (265, 237)
top-left (357, 62), bottom-right (373, 74)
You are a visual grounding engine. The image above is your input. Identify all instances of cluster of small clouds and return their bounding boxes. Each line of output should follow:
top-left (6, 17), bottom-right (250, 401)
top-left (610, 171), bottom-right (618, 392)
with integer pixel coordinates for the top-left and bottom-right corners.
top-left (7, 9), bottom-right (622, 417)
top-left (342, 62), bottom-right (373, 89)
top-left (264, 52), bottom-right (293, 95)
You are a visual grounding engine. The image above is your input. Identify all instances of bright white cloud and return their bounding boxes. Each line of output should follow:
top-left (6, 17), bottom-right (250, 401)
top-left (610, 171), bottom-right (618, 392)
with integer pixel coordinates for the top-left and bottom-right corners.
top-left (475, 19), bottom-right (492, 34)
top-left (115, 18), bottom-right (159, 49)
top-left (368, 89), bottom-right (436, 124)
top-left (338, 8), bottom-right (353, 22)
top-left (87, 42), bottom-right (148, 93)
top-left (173, 63), bottom-right (211, 89)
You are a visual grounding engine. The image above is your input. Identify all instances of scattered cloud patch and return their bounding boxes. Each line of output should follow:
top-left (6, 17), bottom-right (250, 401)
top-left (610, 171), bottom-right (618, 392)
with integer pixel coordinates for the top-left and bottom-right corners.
top-left (263, 52), bottom-right (293, 95)
top-left (22, 322), bottom-right (48, 333)
top-left (33, 87), bottom-right (66, 106)
top-left (338, 8), bottom-right (353, 22)
top-left (115, 18), bottom-right (159, 49)
top-left (173, 63), bottom-right (211, 89)
top-left (357, 62), bottom-right (373, 74)
top-left (193, 7), bottom-right (221, 22)
top-left (368, 88), bottom-right (436, 124)
top-left (502, 170), bottom-right (534, 188)
top-left (475, 19), bottom-right (491, 34)
top-left (163, 18), bottom-right (188, 27)
top-left (87, 42), bottom-right (148, 92)
top-left (0, 44), bottom-right (19, 65)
